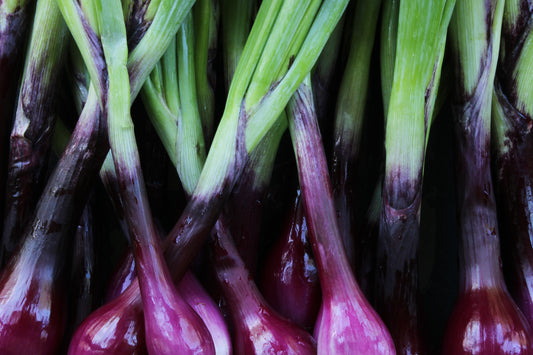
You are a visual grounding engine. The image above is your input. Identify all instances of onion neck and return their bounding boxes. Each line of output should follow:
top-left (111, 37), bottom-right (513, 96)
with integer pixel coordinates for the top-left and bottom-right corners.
top-left (457, 193), bottom-right (504, 291)
top-left (455, 110), bottom-right (504, 292)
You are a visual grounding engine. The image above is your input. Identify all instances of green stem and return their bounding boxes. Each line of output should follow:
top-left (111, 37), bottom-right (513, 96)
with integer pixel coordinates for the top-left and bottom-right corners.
top-left (244, 0), bottom-right (350, 152)
top-left (194, 0), bottom-right (218, 142)
top-left (221, 0), bottom-right (255, 89)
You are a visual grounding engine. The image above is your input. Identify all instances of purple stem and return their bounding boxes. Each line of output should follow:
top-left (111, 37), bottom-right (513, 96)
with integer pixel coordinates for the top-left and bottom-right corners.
top-left (223, 162), bottom-right (264, 274)
top-left (443, 91), bottom-right (533, 352)
top-left (443, 10), bottom-right (533, 349)
top-left (1, 10), bottom-right (68, 266)
top-left (109, 113), bottom-right (214, 354)
top-left (494, 83), bottom-right (533, 330)
top-left (0, 92), bottom-right (107, 354)
top-left (210, 220), bottom-right (317, 355)
top-left (287, 78), bottom-right (394, 354)
top-left (0, 1), bottom-right (35, 237)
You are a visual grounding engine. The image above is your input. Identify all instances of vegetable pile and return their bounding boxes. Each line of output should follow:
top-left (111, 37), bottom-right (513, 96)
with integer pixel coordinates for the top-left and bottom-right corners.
top-left (1, 0), bottom-right (533, 354)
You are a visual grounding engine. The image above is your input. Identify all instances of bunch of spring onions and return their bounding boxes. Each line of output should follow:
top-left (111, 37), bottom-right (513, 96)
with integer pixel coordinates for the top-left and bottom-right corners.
top-left (3, 0), bottom-right (533, 353)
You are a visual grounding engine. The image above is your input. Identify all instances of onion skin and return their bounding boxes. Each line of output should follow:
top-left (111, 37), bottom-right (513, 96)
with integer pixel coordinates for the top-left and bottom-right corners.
top-left (260, 191), bottom-right (321, 331)
top-left (211, 221), bottom-right (317, 355)
top-left (443, 288), bottom-right (533, 355)
top-left (70, 195), bottom-right (231, 354)
top-left (68, 280), bottom-right (147, 355)
top-left (444, 1), bottom-right (533, 353)
top-left (178, 271), bottom-right (232, 355)
top-left (0, 4), bottom-right (31, 124)
top-left (100, 226), bottom-right (228, 355)
top-left (139, 264), bottom-right (215, 355)
top-left (288, 78), bottom-right (395, 354)
top-left (0, 246), bottom-right (67, 355)
top-left (0, 89), bottom-right (107, 354)
top-left (105, 251), bottom-right (136, 303)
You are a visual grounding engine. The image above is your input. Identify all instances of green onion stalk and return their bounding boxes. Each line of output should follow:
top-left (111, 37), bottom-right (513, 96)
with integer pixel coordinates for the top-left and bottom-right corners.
top-left (330, 0), bottom-right (381, 275)
top-left (0, 0), bottom-right (68, 267)
top-left (193, 0), bottom-right (218, 144)
top-left (162, 0), bottom-right (350, 284)
top-left (491, 0), bottom-right (533, 329)
top-left (69, 0), bottom-right (350, 352)
top-left (71, 17), bottom-right (232, 354)
top-left (375, 0), bottom-right (454, 353)
top-left (220, 1), bottom-right (313, 330)
top-left (108, 9), bottom-right (292, 351)
top-left (287, 73), bottom-right (395, 353)
top-left (100, 1), bottom-right (215, 352)
top-left (443, 0), bottom-right (533, 352)
top-left (141, 16), bottom-right (206, 198)
top-left (171, 6), bottom-right (313, 350)
top-left (0, 0), bottom-right (195, 353)
top-left (219, 0), bottom-right (273, 273)
top-left (207, 16), bottom-right (307, 342)
top-left (0, 0), bottom-right (35, 236)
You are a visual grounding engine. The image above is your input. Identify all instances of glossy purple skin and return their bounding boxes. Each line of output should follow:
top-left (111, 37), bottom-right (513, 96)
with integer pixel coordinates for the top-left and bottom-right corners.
top-left (178, 271), bottom-right (232, 355)
top-left (261, 192), bottom-right (321, 330)
top-left (128, 211), bottom-right (215, 355)
top-left (104, 254), bottom-right (229, 355)
top-left (492, 82), bottom-right (533, 327)
top-left (99, 191), bottom-right (215, 355)
top-left (0, 245), bottom-right (67, 355)
top-left (105, 242), bottom-right (229, 354)
top-left (0, 87), bottom-right (107, 354)
top-left (225, 166), bottom-right (264, 274)
top-left (448, 5), bottom-right (533, 350)
top-left (90, 158), bottom-right (215, 355)
top-left (69, 280), bottom-right (147, 355)
top-left (442, 288), bottom-right (533, 354)
top-left (71, 99), bottom-right (245, 354)
top-left (141, 270), bottom-right (215, 355)
top-left (288, 81), bottom-right (395, 354)
top-left (111, 151), bottom-right (215, 355)
top-left (105, 250), bottom-right (136, 302)
top-left (211, 221), bottom-right (317, 355)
